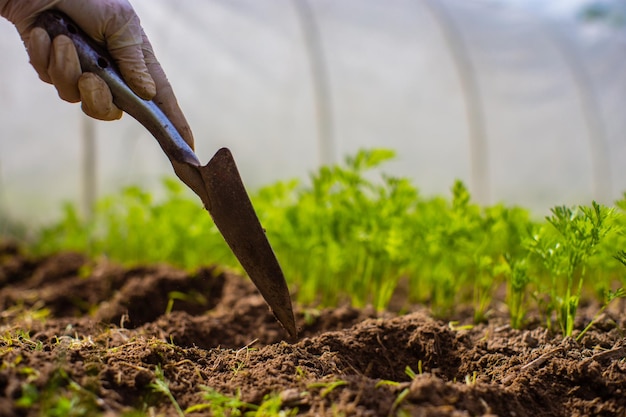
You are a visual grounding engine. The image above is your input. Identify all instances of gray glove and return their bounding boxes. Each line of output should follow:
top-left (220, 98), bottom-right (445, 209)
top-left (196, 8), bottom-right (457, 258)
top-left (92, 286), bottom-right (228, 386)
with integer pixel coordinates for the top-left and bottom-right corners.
top-left (1, 0), bottom-right (194, 149)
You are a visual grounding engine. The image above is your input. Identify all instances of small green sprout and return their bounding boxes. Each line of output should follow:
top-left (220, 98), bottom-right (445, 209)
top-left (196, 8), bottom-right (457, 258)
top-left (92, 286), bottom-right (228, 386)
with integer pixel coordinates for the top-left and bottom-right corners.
top-left (186, 387), bottom-right (295, 417)
top-left (148, 365), bottom-right (184, 417)
top-left (231, 343), bottom-right (257, 379)
top-left (390, 388), bottom-right (411, 416)
top-left (15, 383), bottom-right (38, 408)
top-left (165, 290), bottom-right (207, 315)
top-left (185, 387), bottom-right (256, 416)
top-left (307, 380), bottom-right (348, 398)
top-left (404, 363), bottom-right (420, 380)
top-left (577, 287), bottom-right (626, 342)
top-left (449, 321), bottom-right (474, 331)
top-left (505, 258), bottom-right (531, 329)
top-left (15, 368), bottom-right (102, 417)
top-left (464, 371), bottom-right (478, 386)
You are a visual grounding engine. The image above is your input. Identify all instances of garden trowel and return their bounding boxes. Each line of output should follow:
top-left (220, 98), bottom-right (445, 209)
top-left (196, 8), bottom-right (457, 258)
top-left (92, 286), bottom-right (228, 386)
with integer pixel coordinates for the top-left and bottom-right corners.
top-left (35, 10), bottom-right (297, 339)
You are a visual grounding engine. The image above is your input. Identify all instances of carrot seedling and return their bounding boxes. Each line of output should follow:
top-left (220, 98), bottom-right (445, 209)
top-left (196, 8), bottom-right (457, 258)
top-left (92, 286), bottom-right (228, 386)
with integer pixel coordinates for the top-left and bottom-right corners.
top-left (525, 202), bottom-right (614, 336)
top-left (505, 258), bottom-right (531, 329)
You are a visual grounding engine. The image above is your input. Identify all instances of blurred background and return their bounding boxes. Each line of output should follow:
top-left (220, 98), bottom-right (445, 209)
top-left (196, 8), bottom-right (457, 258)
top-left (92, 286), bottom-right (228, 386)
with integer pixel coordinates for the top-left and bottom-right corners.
top-left (1, 0), bottom-right (625, 226)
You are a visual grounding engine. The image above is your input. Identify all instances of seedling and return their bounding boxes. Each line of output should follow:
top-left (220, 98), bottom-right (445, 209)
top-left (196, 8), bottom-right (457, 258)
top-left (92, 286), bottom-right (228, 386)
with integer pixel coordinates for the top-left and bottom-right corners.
top-left (165, 290), bottom-right (208, 315)
top-left (449, 321), bottom-right (474, 331)
top-left (405, 364), bottom-right (419, 379)
top-left (15, 368), bottom-right (102, 417)
top-left (382, 363), bottom-right (424, 416)
top-left (307, 380), bottom-right (348, 398)
top-left (525, 202), bottom-right (614, 336)
top-left (465, 371), bottom-right (478, 386)
top-left (148, 365), bottom-right (184, 417)
top-left (186, 387), bottom-right (256, 415)
top-left (577, 287), bottom-right (626, 342)
top-left (390, 388), bottom-right (411, 416)
top-left (505, 258), bottom-right (531, 329)
top-left (186, 387), bottom-right (295, 417)
top-left (231, 343), bottom-right (257, 379)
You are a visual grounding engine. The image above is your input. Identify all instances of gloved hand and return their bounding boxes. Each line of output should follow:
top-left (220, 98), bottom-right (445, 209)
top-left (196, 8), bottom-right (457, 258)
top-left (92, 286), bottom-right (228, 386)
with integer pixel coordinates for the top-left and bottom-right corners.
top-left (0, 0), bottom-right (194, 149)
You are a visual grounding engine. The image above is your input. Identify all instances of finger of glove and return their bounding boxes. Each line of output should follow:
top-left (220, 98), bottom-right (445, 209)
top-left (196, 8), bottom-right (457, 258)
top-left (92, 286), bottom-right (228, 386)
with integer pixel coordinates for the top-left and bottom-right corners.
top-left (142, 33), bottom-right (195, 150)
top-left (78, 73), bottom-right (123, 121)
top-left (52, 1), bottom-right (156, 100)
top-left (2, 0), bottom-right (59, 30)
top-left (26, 27), bottom-right (53, 84)
top-left (48, 34), bottom-right (81, 103)
top-left (109, 44), bottom-right (156, 100)
top-left (98, 4), bottom-right (156, 100)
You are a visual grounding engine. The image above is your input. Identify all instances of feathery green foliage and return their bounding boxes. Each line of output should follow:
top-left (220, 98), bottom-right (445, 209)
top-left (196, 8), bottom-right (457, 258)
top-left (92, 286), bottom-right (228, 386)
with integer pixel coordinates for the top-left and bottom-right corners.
top-left (29, 149), bottom-right (626, 336)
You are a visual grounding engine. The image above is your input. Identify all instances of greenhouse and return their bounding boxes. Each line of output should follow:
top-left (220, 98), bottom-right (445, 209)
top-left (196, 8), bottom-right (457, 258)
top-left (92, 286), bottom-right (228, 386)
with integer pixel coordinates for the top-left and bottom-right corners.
top-left (2, 2), bottom-right (626, 416)
top-left (1, 0), bottom-right (625, 224)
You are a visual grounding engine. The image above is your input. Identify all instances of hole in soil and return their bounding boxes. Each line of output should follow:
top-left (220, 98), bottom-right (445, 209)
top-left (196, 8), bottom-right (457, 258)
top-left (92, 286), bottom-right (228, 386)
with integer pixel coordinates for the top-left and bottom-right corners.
top-left (95, 266), bottom-right (226, 327)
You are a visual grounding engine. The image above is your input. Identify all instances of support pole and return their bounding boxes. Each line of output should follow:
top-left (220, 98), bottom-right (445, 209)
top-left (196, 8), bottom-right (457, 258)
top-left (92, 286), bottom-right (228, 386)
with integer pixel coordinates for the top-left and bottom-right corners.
top-left (291, 0), bottom-right (336, 166)
top-left (421, 0), bottom-right (490, 204)
top-left (81, 116), bottom-right (97, 220)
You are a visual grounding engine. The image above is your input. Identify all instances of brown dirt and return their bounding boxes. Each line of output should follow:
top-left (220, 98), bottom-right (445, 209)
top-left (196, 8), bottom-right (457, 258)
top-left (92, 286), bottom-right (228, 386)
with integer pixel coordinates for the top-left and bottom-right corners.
top-left (0, 240), bottom-right (625, 416)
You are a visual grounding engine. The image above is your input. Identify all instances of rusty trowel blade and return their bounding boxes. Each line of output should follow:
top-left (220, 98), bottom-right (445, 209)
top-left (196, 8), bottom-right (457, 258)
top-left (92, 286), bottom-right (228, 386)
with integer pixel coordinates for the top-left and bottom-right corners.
top-left (200, 148), bottom-right (297, 339)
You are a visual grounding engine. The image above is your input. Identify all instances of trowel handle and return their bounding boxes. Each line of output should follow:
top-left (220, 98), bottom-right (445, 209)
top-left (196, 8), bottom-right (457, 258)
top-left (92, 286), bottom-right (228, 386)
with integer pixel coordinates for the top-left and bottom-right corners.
top-left (33, 10), bottom-right (201, 167)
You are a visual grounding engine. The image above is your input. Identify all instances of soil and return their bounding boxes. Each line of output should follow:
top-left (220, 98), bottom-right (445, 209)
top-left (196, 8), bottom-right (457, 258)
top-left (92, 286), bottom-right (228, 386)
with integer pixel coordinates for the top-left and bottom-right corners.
top-left (0, 240), bottom-right (625, 417)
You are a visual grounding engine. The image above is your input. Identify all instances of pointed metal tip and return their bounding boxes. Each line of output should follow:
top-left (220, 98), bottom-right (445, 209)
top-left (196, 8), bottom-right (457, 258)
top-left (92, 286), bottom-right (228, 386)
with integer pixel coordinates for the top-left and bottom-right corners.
top-left (272, 306), bottom-right (298, 340)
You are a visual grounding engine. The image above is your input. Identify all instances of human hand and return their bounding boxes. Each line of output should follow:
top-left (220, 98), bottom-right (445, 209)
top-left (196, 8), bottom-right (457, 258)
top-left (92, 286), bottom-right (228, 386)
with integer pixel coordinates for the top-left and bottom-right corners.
top-left (1, 0), bottom-right (194, 149)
